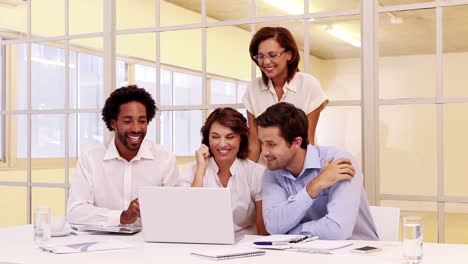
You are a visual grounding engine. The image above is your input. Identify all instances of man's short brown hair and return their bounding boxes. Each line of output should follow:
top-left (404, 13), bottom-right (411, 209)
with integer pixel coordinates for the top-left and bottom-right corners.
top-left (255, 102), bottom-right (309, 149)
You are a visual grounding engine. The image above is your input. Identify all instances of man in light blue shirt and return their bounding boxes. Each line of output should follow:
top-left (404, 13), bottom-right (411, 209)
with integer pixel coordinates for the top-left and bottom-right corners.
top-left (256, 102), bottom-right (378, 240)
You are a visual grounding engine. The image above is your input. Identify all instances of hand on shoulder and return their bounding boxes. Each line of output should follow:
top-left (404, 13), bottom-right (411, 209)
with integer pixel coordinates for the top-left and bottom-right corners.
top-left (306, 157), bottom-right (355, 198)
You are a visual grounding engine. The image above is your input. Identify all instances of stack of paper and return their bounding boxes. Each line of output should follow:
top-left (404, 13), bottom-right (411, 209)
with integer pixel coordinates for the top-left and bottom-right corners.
top-left (291, 240), bottom-right (353, 251)
top-left (250, 235), bottom-right (353, 253)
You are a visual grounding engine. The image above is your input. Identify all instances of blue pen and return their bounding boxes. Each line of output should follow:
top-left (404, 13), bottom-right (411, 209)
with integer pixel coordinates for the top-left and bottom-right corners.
top-left (253, 241), bottom-right (290, 246)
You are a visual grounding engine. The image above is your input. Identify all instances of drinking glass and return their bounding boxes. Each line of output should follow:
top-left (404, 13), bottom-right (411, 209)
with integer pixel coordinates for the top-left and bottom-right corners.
top-left (402, 216), bottom-right (423, 264)
top-left (33, 206), bottom-right (51, 244)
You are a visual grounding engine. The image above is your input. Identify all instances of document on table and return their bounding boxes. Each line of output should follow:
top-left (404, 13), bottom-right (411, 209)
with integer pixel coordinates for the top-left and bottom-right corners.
top-left (290, 240), bottom-right (353, 251)
top-left (38, 239), bottom-right (135, 254)
top-left (250, 235), bottom-right (317, 249)
top-left (250, 235), bottom-right (353, 253)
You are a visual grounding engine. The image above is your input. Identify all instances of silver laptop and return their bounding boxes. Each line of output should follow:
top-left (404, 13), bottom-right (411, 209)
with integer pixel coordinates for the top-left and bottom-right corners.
top-left (139, 187), bottom-right (235, 244)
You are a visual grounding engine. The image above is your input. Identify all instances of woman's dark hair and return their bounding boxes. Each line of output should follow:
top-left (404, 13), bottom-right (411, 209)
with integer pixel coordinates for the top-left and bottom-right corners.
top-left (255, 102), bottom-right (309, 149)
top-left (249, 27), bottom-right (300, 86)
top-left (201, 108), bottom-right (249, 159)
top-left (102, 85), bottom-right (157, 131)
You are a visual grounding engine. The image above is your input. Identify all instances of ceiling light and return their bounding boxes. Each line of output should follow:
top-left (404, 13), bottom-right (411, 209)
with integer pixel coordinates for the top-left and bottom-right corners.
top-left (263, 0), bottom-right (303, 15)
top-left (0, 0), bottom-right (26, 7)
top-left (388, 13), bottom-right (403, 24)
top-left (31, 57), bottom-right (76, 69)
top-left (379, 2), bottom-right (404, 25)
top-left (325, 25), bottom-right (361, 48)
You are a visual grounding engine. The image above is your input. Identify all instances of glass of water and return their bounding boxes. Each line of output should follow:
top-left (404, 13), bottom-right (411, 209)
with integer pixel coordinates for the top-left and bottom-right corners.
top-left (33, 206), bottom-right (51, 244)
top-left (402, 216), bottom-right (423, 264)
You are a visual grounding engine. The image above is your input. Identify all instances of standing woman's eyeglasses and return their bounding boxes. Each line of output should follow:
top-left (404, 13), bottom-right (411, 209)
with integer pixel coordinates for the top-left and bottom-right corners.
top-left (253, 50), bottom-right (288, 61)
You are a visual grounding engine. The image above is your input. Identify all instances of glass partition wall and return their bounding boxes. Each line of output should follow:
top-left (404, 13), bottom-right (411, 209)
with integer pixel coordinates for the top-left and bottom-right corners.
top-left (0, 0), bottom-right (467, 243)
top-left (376, 1), bottom-right (468, 243)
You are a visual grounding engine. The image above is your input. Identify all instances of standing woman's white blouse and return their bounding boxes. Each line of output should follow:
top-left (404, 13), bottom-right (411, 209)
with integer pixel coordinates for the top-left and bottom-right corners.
top-left (179, 157), bottom-right (265, 236)
top-left (243, 72), bottom-right (328, 117)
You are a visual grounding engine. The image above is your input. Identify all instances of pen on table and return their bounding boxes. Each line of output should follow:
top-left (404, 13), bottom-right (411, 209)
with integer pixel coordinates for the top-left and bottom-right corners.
top-left (289, 235), bottom-right (319, 243)
top-left (253, 241), bottom-right (290, 246)
top-left (253, 235), bottom-right (319, 246)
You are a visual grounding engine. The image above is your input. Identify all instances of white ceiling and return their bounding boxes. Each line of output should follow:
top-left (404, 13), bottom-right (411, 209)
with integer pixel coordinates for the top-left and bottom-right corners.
top-left (163, 0), bottom-right (468, 59)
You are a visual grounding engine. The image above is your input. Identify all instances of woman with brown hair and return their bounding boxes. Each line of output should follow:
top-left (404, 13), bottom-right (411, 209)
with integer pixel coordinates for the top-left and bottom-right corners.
top-left (243, 27), bottom-right (328, 162)
top-left (179, 107), bottom-right (268, 236)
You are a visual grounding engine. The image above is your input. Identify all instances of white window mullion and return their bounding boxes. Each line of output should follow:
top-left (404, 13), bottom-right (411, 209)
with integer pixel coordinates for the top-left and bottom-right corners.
top-left (26, 0), bottom-right (32, 225)
top-left (436, 5), bottom-right (445, 244)
top-left (103, 0), bottom-right (116, 144)
top-left (250, 0), bottom-right (256, 83)
top-left (64, 0), bottom-right (71, 211)
top-left (361, 0), bottom-right (378, 206)
top-left (155, 0), bottom-right (161, 144)
top-left (201, 0), bottom-right (207, 122)
top-left (303, 0), bottom-right (309, 74)
top-left (303, 19), bottom-right (310, 74)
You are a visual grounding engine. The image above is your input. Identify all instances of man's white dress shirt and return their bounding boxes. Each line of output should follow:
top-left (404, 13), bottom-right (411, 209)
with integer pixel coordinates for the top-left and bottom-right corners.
top-left (67, 136), bottom-right (179, 226)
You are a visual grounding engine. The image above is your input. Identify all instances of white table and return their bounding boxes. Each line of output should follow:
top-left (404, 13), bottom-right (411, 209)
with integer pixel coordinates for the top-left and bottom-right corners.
top-left (1, 225), bottom-right (466, 264)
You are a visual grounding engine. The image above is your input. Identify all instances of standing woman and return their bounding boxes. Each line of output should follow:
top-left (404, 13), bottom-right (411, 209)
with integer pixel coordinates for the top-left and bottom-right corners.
top-left (243, 27), bottom-right (328, 162)
top-left (179, 107), bottom-right (268, 236)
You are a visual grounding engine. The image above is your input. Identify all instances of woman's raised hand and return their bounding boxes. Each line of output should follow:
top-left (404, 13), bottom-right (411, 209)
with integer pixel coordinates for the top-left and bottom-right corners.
top-left (195, 144), bottom-right (210, 171)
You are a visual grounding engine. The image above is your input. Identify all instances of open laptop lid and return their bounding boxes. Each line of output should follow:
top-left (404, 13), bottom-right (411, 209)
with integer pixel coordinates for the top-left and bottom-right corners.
top-left (139, 187), bottom-right (235, 244)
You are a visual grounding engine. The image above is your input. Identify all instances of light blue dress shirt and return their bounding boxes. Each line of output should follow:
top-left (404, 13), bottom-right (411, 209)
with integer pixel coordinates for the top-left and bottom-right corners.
top-left (262, 145), bottom-right (379, 240)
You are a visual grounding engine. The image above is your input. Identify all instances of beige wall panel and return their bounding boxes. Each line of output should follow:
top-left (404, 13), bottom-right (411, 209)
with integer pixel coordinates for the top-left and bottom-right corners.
top-left (379, 104), bottom-right (437, 195)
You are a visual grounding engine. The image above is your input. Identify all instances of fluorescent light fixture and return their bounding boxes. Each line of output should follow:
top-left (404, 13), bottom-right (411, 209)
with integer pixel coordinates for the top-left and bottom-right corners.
top-left (263, 0), bottom-right (303, 15)
top-left (31, 57), bottom-right (76, 69)
top-left (325, 25), bottom-right (361, 47)
top-left (0, 0), bottom-right (26, 7)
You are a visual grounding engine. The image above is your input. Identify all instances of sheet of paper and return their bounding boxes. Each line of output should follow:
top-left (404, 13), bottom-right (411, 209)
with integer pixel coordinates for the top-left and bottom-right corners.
top-left (38, 239), bottom-right (135, 254)
top-left (253, 235), bottom-right (304, 243)
top-left (248, 236), bottom-right (353, 252)
top-left (291, 240), bottom-right (353, 251)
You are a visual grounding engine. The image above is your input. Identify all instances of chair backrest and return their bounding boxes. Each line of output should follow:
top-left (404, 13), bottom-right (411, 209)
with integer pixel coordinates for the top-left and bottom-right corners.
top-left (369, 206), bottom-right (400, 241)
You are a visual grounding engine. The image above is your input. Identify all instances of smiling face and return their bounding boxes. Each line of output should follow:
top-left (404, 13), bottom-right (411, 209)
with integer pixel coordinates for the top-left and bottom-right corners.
top-left (257, 37), bottom-right (292, 83)
top-left (208, 121), bottom-right (241, 165)
top-left (258, 125), bottom-right (299, 171)
top-left (111, 101), bottom-right (148, 161)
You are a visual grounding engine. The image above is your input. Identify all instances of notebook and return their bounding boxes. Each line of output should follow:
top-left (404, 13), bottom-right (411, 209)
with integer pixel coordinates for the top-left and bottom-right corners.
top-left (190, 247), bottom-right (266, 260)
top-left (139, 187), bottom-right (236, 244)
